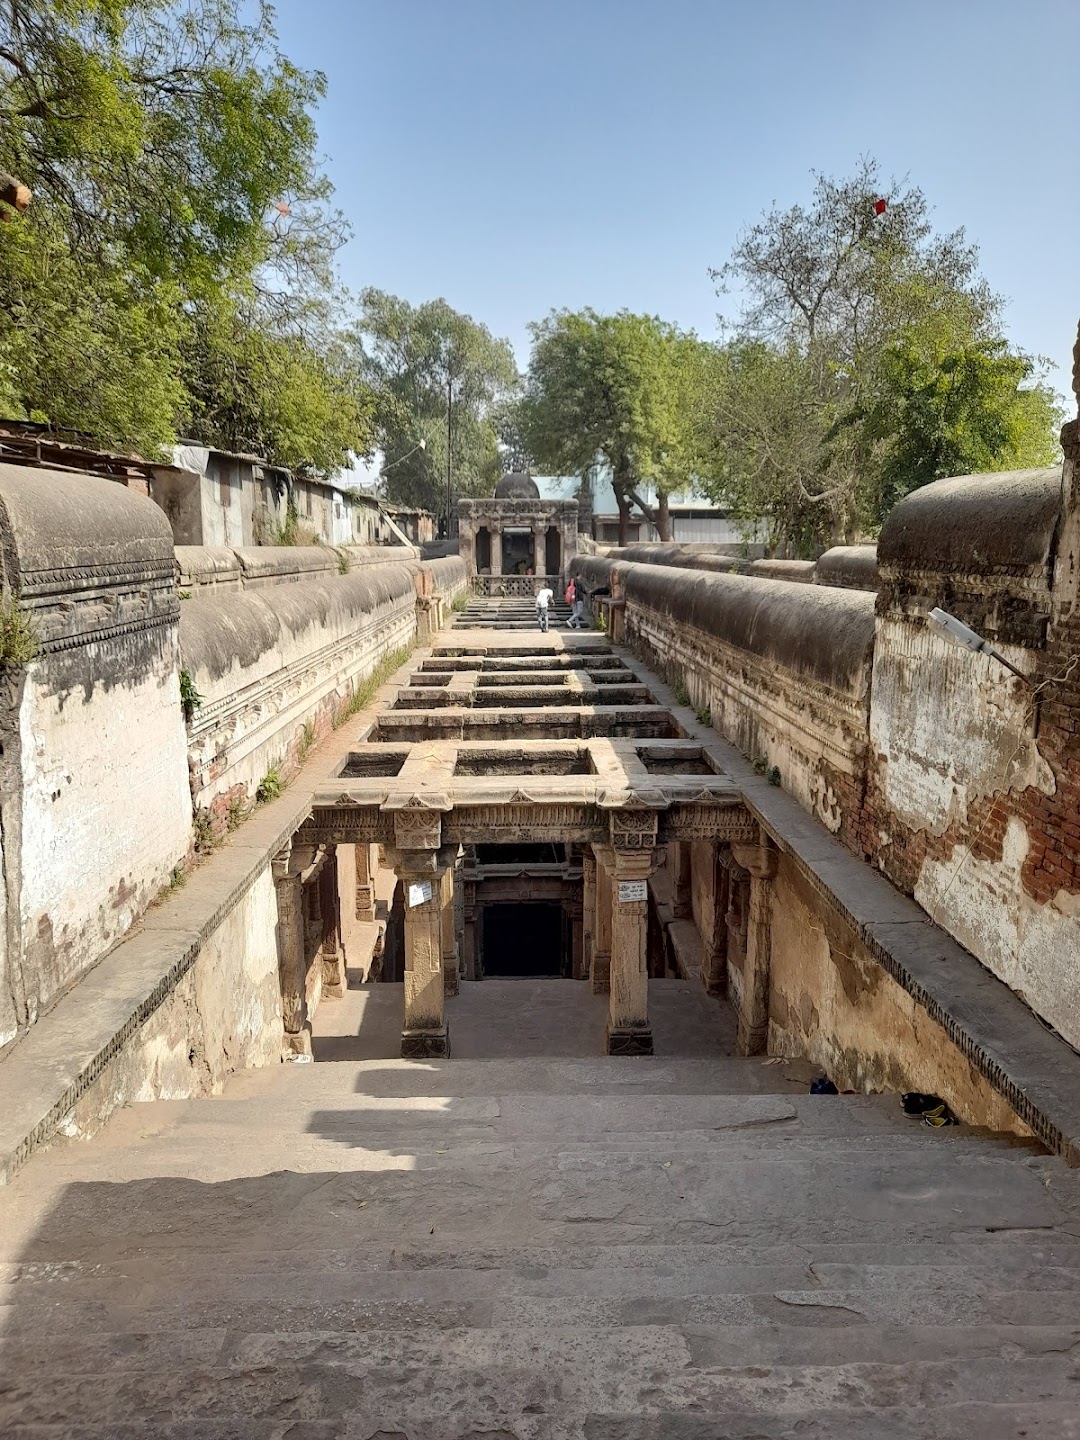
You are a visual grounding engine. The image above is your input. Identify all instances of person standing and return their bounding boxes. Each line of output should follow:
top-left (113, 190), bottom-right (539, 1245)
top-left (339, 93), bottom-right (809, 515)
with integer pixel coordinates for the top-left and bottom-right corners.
top-left (535, 582), bottom-right (554, 632)
top-left (565, 577), bottom-right (585, 629)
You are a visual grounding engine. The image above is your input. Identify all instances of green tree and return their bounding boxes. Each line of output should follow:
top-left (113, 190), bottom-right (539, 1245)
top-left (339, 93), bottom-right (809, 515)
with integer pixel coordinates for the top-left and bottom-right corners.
top-left (520, 309), bottom-right (689, 543)
top-left (181, 297), bottom-right (374, 474)
top-left (860, 337), bottom-right (1063, 521)
top-left (353, 290), bottom-right (520, 523)
top-left (0, 0), bottom-right (359, 461)
top-left (705, 159), bottom-right (1061, 547)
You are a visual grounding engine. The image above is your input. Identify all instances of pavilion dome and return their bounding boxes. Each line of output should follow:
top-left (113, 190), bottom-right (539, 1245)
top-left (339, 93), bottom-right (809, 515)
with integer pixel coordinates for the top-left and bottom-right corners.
top-left (494, 472), bottom-right (539, 500)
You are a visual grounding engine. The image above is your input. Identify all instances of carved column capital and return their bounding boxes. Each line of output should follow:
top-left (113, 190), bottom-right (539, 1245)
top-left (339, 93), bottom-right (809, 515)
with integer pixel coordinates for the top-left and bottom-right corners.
top-left (731, 840), bottom-right (778, 880)
top-left (609, 808), bottom-right (659, 853)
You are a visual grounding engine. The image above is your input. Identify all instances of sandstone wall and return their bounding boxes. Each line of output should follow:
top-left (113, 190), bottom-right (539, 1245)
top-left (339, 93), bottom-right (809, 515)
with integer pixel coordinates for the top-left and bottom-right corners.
top-left (574, 555), bottom-right (876, 848)
top-left (0, 466), bottom-right (191, 1050)
top-left (176, 542), bottom-right (422, 593)
top-left (867, 464), bottom-right (1078, 1048)
top-left (181, 556), bottom-right (466, 830)
top-left (575, 447), bottom-right (1080, 1052)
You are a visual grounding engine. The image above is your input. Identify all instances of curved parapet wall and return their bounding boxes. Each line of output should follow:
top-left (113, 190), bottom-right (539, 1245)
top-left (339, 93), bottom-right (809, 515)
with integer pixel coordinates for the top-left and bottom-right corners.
top-left (176, 542), bottom-right (424, 593)
top-left (0, 465), bottom-right (191, 1051)
top-left (868, 463), bottom-right (1080, 1049)
top-left (621, 560), bottom-right (875, 699)
top-left (815, 545), bottom-right (879, 592)
top-left (572, 555), bottom-right (876, 842)
top-left (745, 559), bottom-right (817, 584)
top-left (879, 467), bottom-right (1063, 580)
top-left (607, 544), bottom-right (746, 574)
top-left (182, 564), bottom-right (419, 820)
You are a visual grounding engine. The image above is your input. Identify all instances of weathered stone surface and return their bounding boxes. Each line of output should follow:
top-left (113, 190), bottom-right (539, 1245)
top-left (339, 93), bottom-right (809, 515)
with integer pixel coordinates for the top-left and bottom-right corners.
top-left (2, 981), bottom-right (1080, 1436)
top-left (0, 465), bottom-right (190, 1054)
top-left (815, 544), bottom-right (879, 591)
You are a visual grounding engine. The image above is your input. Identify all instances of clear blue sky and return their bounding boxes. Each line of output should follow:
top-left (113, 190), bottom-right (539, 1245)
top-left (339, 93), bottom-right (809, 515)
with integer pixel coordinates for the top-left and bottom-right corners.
top-left (272, 0), bottom-right (1079, 399)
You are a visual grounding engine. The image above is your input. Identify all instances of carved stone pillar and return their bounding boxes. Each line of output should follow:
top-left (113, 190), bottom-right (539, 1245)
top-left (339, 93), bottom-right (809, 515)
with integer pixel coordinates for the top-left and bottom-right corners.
top-left (440, 860), bottom-right (460, 997)
top-left (591, 844), bottom-right (613, 994)
top-left (533, 525), bottom-right (546, 576)
top-left (319, 849), bottom-right (346, 998)
top-left (273, 841), bottom-right (316, 1058)
top-left (390, 845), bottom-right (455, 1057)
top-left (581, 849), bottom-right (596, 981)
top-left (607, 849), bottom-right (655, 1055)
top-left (704, 848), bottom-right (731, 996)
top-left (570, 898), bottom-right (584, 980)
top-left (356, 842), bottom-right (376, 923)
top-left (336, 843), bottom-right (361, 965)
top-left (462, 879), bottom-right (477, 981)
top-left (491, 526), bottom-right (503, 577)
top-left (731, 836), bottom-right (778, 1055)
top-left (672, 841), bottom-right (693, 921)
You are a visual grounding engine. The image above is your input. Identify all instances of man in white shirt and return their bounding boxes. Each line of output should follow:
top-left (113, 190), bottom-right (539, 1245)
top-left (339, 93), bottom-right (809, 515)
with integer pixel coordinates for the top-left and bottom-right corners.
top-left (535, 584), bottom-right (554, 632)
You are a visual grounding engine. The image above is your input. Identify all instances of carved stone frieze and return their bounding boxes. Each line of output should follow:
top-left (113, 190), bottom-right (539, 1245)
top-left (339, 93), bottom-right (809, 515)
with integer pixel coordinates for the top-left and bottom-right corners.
top-left (609, 809), bottom-right (658, 851)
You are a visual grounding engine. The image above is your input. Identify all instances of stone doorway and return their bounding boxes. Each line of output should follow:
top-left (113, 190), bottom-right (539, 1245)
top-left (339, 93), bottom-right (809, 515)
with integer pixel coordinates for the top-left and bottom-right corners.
top-left (501, 528), bottom-right (535, 575)
top-left (545, 525), bottom-right (561, 575)
top-left (482, 901), bottom-right (567, 977)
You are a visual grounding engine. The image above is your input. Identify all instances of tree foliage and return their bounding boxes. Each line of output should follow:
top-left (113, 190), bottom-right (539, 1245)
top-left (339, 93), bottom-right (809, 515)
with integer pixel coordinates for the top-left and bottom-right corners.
top-left (700, 159), bottom-right (1062, 552)
top-left (520, 309), bottom-right (700, 542)
top-left (353, 289), bottom-right (519, 519)
top-left (0, 0), bottom-right (372, 467)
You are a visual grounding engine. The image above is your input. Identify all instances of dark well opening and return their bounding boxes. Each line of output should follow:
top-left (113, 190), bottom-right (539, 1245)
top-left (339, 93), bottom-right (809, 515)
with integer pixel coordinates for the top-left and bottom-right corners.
top-left (455, 747), bottom-right (592, 777)
top-left (475, 842), bottom-right (567, 865)
top-left (482, 902), bottom-right (566, 976)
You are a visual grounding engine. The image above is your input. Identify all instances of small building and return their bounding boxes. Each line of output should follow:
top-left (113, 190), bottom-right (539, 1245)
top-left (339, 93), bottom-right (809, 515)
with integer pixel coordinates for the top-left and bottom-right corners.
top-left (383, 504), bottom-right (436, 546)
top-left (458, 473), bottom-right (578, 582)
top-left (150, 444), bottom-right (394, 549)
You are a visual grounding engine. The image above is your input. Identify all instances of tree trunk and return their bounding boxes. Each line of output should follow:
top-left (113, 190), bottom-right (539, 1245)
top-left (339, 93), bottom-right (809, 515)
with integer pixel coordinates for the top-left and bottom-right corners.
top-left (656, 491), bottom-right (671, 542)
top-left (616, 490), bottom-right (631, 547)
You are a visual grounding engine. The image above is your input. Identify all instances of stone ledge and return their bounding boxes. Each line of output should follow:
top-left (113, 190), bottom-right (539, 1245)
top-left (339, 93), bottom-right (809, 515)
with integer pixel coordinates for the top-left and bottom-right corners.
top-left (625, 650), bottom-right (1080, 1167)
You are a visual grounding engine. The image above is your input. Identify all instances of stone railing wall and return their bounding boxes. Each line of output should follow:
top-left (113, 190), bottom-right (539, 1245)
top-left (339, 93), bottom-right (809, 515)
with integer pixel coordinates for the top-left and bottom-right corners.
top-left (603, 542), bottom-right (880, 591)
top-left (575, 452), bottom-right (1080, 1051)
top-left (0, 466), bottom-right (192, 1051)
top-left (176, 542), bottom-right (421, 593)
top-left (574, 555), bottom-right (876, 849)
top-left (0, 460), bottom-right (465, 1058)
top-left (182, 556), bottom-right (467, 832)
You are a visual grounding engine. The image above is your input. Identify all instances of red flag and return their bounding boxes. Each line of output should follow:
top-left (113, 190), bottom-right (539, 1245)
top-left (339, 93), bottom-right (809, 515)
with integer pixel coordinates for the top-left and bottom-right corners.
top-left (874, 198), bottom-right (887, 216)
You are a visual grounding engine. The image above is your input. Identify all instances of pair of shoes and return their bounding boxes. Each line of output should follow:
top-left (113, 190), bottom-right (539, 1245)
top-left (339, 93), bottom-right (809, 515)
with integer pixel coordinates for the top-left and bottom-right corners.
top-left (901, 1092), bottom-right (957, 1127)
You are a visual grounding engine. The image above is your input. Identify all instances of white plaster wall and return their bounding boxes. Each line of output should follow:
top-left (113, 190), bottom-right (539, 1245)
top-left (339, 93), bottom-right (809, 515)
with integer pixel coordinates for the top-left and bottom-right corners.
top-left (915, 818), bottom-right (1080, 1052)
top-left (0, 821), bottom-right (13, 1050)
top-left (128, 868), bottom-right (283, 1101)
top-left (869, 618), bottom-right (1052, 836)
top-left (65, 867), bottom-right (283, 1140)
top-left (17, 636), bottom-right (191, 1015)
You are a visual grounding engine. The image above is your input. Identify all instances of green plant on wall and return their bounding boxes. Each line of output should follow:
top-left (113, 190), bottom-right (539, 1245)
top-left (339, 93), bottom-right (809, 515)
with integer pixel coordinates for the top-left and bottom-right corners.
top-left (256, 766), bottom-right (283, 803)
top-left (0, 595), bottom-right (39, 666)
top-left (179, 668), bottom-right (203, 722)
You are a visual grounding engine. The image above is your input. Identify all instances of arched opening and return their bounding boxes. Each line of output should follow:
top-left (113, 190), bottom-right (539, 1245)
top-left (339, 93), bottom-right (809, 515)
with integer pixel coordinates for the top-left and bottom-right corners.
top-left (476, 526), bottom-right (491, 572)
top-left (545, 526), bottom-right (561, 576)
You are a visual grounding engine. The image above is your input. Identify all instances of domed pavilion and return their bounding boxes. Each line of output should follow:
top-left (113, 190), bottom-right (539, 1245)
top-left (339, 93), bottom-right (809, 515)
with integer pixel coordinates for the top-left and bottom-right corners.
top-left (458, 473), bottom-right (578, 590)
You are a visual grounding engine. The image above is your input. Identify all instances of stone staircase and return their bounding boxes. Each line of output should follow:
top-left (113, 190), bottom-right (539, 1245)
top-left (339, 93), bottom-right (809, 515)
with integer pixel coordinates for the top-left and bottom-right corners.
top-left (453, 594), bottom-right (575, 629)
top-left (2, 980), bottom-right (1079, 1438)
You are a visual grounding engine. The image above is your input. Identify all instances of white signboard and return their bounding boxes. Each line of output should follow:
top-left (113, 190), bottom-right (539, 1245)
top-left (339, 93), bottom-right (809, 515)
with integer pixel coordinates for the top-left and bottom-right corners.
top-left (407, 880), bottom-right (433, 908)
top-left (618, 880), bottom-right (648, 903)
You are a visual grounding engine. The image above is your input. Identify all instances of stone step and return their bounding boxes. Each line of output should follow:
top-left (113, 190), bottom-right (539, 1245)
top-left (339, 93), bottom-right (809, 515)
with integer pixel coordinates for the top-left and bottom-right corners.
top-left (3, 1351), bottom-right (1080, 1433)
